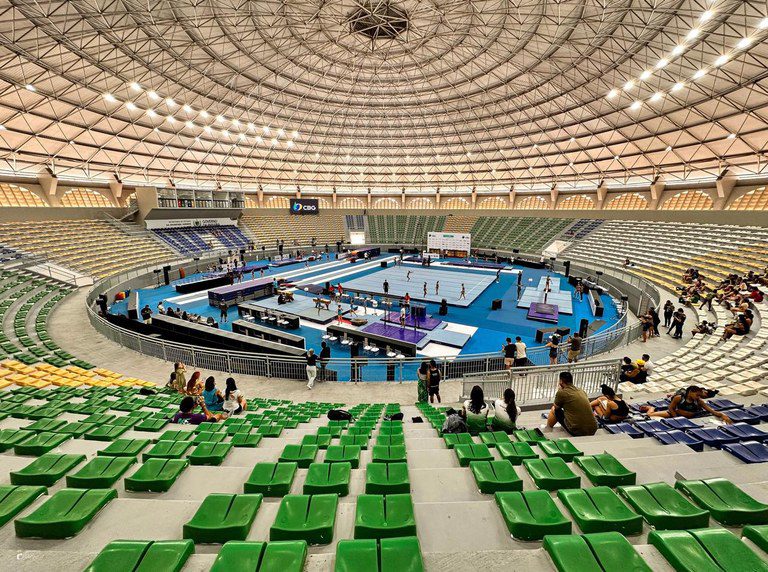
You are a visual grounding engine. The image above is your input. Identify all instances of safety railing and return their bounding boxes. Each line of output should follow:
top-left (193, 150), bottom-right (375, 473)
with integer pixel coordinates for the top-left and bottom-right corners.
top-left (460, 358), bottom-right (622, 403)
top-left (85, 246), bottom-right (659, 382)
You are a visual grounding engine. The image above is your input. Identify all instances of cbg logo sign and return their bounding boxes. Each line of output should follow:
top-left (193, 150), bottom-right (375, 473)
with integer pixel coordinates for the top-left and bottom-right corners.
top-left (289, 199), bottom-right (319, 214)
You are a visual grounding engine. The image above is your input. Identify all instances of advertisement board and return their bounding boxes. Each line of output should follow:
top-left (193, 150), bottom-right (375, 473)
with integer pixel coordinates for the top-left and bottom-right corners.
top-left (289, 198), bottom-right (320, 215)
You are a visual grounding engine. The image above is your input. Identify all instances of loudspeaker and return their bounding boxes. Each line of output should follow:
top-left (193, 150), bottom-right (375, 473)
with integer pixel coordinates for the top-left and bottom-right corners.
top-left (438, 299), bottom-right (448, 316)
top-left (162, 265), bottom-right (171, 286)
top-left (579, 318), bottom-right (589, 338)
top-left (564, 261), bottom-right (571, 277)
top-left (380, 261), bottom-right (388, 268)
top-left (492, 299), bottom-right (502, 311)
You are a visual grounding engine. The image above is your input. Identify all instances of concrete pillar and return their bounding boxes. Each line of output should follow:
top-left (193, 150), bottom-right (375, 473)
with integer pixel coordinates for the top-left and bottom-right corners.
top-left (595, 181), bottom-right (608, 209)
top-left (550, 184), bottom-right (559, 209)
top-left (39, 173), bottom-right (60, 207)
top-left (649, 178), bottom-right (665, 210)
top-left (714, 170), bottom-right (736, 210)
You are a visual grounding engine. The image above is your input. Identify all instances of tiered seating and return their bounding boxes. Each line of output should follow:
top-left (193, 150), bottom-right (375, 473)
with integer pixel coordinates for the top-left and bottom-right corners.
top-left (560, 218), bottom-right (603, 240)
top-left (0, 220), bottom-right (174, 278)
top-left (240, 213), bottom-right (346, 247)
top-left (442, 214), bottom-right (478, 234)
top-left (469, 217), bottom-right (574, 253)
top-left (367, 215), bottom-right (446, 244)
top-left (152, 225), bottom-right (250, 255)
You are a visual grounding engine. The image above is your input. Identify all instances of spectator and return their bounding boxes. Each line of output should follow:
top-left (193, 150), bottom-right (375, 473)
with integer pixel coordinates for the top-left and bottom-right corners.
top-left (492, 388), bottom-right (520, 433)
top-left (502, 337), bottom-right (516, 369)
top-left (173, 362), bottom-right (187, 393)
top-left (669, 308), bottom-right (686, 339)
top-left (514, 336), bottom-right (527, 367)
top-left (691, 320), bottom-right (716, 337)
top-left (648, 307), bottom-right (660, 337)
top-left (222, 377), bottom-right (247, 415)
top-left (663, 300), bottom-right (674, 328)
top-left (306, 349), bottom-right (318, 390)
top-left (566, 333), bottom-right (582, 363)
top-left (619, 357), bottom-right (640, 382)
top-left (590, 384), bottom-right (629, 423)
top-left (634, 354), bottom-right (653, 384)
top-left (171, 396), bottom-right (224, 424)
top-left (462, 385), bottom-right (489, 435)
top-left (647, 386), bottom-right (732, 423)
top-left (416, 361), bottom-right (429, 403)
top-left (546, 334), bottom-right (560, 365)
top-left (546, 371), bottom-right (598, 436)
top-left (218, 300), bottom-right (228, 323)
top-left (427, 359), bottom-right (442, 404)
top-left (319, 342), bottom-right (331, 380)
top-left (202, 376), bottom-right (224, 412)
top-left (140, 304), bottom-right (152, 324)
top-left (185, 371), bottom-right (203, 396)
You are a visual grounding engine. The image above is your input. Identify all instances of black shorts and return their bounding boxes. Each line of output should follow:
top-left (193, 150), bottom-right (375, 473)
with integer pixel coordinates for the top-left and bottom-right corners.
top-left (553, 407), bottom-right (575, 436)
top-left (428, 385), bottom-right (440, 396)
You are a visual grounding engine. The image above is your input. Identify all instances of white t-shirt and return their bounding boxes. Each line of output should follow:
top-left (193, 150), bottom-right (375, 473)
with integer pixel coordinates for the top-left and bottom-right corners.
top-left (493, 399), bottom-right (522, 427)
top-left (223, 389), bottom-right (243, 414)
top-left (515, 342), bottom-right (527, 359)
top-left (463, 399), bottom-right (489, 419)
top-left (642, 360), bottom-right (655, 375)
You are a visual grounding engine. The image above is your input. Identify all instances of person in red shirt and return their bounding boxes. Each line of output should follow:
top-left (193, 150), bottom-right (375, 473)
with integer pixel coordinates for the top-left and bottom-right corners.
top-left (404, 293), bottom-right (411, 307)
top-left (750, 288), bottom-right (763, 303)
top-left (337, 283), bottom-right (343, 296)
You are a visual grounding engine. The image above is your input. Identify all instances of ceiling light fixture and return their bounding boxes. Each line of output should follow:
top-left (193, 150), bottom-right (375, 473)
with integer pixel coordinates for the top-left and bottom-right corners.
top-left (623, 80), bottom-right (635, 91)
top-left (607, 89), bottom-right (618, 99)
top-left (103, 93), bottom-right (116, 102)
top-left (630, 100), bottom-right (642, 111)
top-left (125, 101), bottom-right (136, 110)
top-left (737, 37), bottom-right (753, 50)
top-left (686, 28), bottom-right (700, 41)
top-left (640, 70), bottom-right (652, 80)
top-left (656, 58), bottom-right (669, 69)
top-left (694, 69), bottom-right (707, 79)
top-left (672, 45), bottom-right (685, 56)
top-left (25, 84), bottom-right (36, 92)
top-left (129, 82), bottom-right (141, 91)
top-left (671, 82), bottom-right (685, 92)
top-left (183, 104), bottom-right (192, 113)
top-left (147, 90), bottom-right (159, 100)
top-left (714, 54), bottom-right (730, 66)
top-left (165, 98), bottom-right (176, 106)
top-left (650, 92), bottom-right (664, 103)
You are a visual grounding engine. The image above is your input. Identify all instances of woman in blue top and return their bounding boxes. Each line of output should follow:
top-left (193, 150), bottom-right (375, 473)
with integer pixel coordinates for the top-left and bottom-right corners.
top-left (201, 376), bottom-right (224, 412)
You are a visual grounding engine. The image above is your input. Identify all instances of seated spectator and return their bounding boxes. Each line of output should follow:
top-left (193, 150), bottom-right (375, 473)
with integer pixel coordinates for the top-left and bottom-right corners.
top-left (722, 312), bottom-right (751, 341)
top-left (691, 320), bottom-right (716, 337)
top-left (590, 384), bottom-right (629, 423)
top-left (635, 354), bottom-right (653, 383)
top-left (171, 396), bottom-right (224, 425)
top-left (750, 288), bottom-right (764, 303)
top-left (222, 377), bottom-right (247, 415)
top-left (202, 376), bottom-right (224, 412)
top-left (462, 385), bottom-right (489, 435)
top-left (185, 371), bottom-right (203, 396)
top-left (647, 385), bottom-right (732, 423)
top-left (619, 357), bottom-right (640, 382)
top-left (546, 371), bottom-right (598, 436)
top-left (492, 388), bottom-right (520, 433)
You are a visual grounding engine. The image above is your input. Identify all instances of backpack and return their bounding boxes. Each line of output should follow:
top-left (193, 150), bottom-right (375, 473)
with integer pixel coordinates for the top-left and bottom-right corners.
top-left (442, 413), bottom-right (468, 434)
top-left (384, 412), bottom-right (404, 421)
top-left (327, 409), bottom-right (353, 421)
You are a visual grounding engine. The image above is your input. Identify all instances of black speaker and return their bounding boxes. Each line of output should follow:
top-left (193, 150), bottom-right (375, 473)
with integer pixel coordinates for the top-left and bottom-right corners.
top-left (239, 248), bottom-right (246, 256)
top-left (564, 261), bottom-right (571, 277)
top-left (380, 261), bottom-right (387, 268)
top-left (579, 318), bottom-right (589, 338)
top-left (492, 299), bottom-right (502, 310)
top-left (438, 299), bottom-right (448, 316)
top-left (162, 265), bottom-right (171, 286)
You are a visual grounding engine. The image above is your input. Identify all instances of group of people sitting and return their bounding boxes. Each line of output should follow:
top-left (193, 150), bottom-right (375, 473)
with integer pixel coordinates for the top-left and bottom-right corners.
top-left (156, 302), bottom-right (217, 327)
top-left (619, 354), bottom-right (654, 384)
top-left (168, 361), bottom-right (247, 424)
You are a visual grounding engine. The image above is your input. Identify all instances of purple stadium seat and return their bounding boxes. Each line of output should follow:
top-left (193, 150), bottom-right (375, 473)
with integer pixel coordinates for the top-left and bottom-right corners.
top-left (746, 405), bottom-right (768, 422)
top-left (686, 427), bottom-right (739, 448)
top-left (653, 430), bottom-right (704, 452)
top-left (721, 423), bottom-right (768, 443)
top-left (660, 417), bottom-right (699, 431)
top-left (722, 441), bottom-right (768, 464)
top-left (604, 423), bottom-right (644, 439)
top-left (635, 420), bottom-right (669, 435)
top-left (722, 409), bottom-right (761, 425)
top-left (707, 399), bottom-right (743, 411)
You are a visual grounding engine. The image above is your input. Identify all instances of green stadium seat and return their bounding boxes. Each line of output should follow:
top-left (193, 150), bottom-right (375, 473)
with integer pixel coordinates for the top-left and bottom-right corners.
top-left (231, 433), bottom-right (263, 448)
top-left (0, 485), bottom-right (47, 527)
top-left (371, 445), bottom-right (407, 464)
top-left (158, 430), bottom-right (195, 442)
top-left (675, 478), bottom-right (768, 526)
top-left (335, 536), bottom-right (424, 572)
top-left (443, 433), bottom-right (474, 449)
top-left (618, 482), bottom-right (710, 530)
top-left (354, 494), bottom-right (416, 539)
top-left (340, 434), bottom-right (369, 449)
top-left (183, 493), bottom-right (263, 544)
top-left (317, 426), bottom-right (343, 438)
top-left (209, 540), bottom-right (307, 572)
top-left (325, 445), bottom-right (361, 468)
top-left (496, 441), bottom-right (538, 465)
top-left (15, 488), bottom-right (117, 539)
top-left (302, 434), bottom-right (332, 449)
top-left (257, 424), bottom-right (284, 438)
top-left (538, 439), bottom-right (583, 462)
top-left (142, 440), bottom-right (194, 462)
top-left (14, 431), bottom-right (71, 456)
top-left (279, 444), bottom-right (319, 468)
top-left (24, 419), bottom-right (67, 433)
top-left (303, 462), bottom-right (351, 496)
top-left (523, 457), bottom-right (580, 491)
top-left (365, 462), bottom-right (410, 495)
top-left (84, 424), bottom-right (130, 441)
top-left (244, 463), bottom-right (298, 497)
top-left (454, 443), bottom-right (493, 467)
top-left (543, 532), bottom-right (652, 572)
top-left (558, 487), bottom-right (643, 535)
top-left (649, 528), bottom-right (768, 572)
top-left (84, 539), bottom-right (195, 572)
top-left (743, 525), bottom-right (768, 553)
top-left (478, 431), bottom-right (512, 448)
top-left (10, 453), bottom-right (85, 486)
top-left (124, 459), bottom-right (189, 492)
top-left (495, 490), bottom-right (571, 541)
top-left (53, 422), bottom-right (94, 438)
top-left (133, 418), bottom-right (169, 432)
top-left (574, 453), bottom-right (636, 487)
top-left (193, 431), bottom-right (227, 444)
top-left (270, 494), bottom-right (338, 545)
top-left (513, 428), bottom-right (550, 445)
top-left (376, 434), bottom-right (405, 447)
top-left (66, 456), bottom-right (136, 488)
top-left (188, 442), bottom-right (233, 466)
top-left (469, 460), bottom-right (523, 494)
top-left (97, 439), bottom-right (151, 458)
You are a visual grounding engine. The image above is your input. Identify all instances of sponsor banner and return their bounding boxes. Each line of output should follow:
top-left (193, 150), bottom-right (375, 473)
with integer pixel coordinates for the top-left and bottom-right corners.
top-left (290, 198), bottom-right (320, 215)
top-left (427, 231), bottom-right (472, 253)
top-left (144, 218), bottom-right (236, 230)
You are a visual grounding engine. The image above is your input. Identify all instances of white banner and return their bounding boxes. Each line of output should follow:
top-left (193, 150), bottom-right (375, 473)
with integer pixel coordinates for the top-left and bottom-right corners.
top-left (144, 218), bottom-right (237, 230)
top-left (427, 232), bottom-right (472, 253)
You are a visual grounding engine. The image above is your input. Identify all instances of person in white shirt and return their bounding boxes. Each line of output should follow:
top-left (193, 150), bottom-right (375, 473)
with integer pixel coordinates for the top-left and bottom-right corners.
top-left (492, 388), bottom-right (521, 433)
top-left (462, 385), bottom-right (489, 435)
top-left (222, 377), bottom-right (247, 415)
top-left (514, 336), bottom-right (527, 367)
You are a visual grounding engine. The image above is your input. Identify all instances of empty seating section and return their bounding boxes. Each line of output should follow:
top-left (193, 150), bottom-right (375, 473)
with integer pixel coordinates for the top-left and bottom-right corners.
top-left (152, 225), bottom-right (250, 255)
top-left (469, 217), bottom-right (574, 253)
top-left (0, 220), bottom-right (174, 278)
top-left (367, 215), bottom-right (446, 244)
top-left (442, 214), bottom-right (478, 234)
top-left (241, 213), bottom-right (346, 247)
